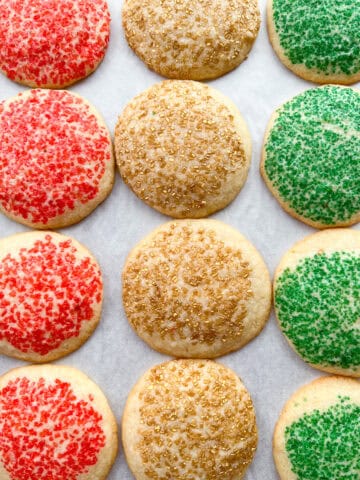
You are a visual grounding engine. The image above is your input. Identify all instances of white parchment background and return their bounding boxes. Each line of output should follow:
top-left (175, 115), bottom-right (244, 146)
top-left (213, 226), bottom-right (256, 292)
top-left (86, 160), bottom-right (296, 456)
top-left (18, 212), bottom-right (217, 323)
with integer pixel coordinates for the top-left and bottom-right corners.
top-left (0, 0), bottom-right (359, 478)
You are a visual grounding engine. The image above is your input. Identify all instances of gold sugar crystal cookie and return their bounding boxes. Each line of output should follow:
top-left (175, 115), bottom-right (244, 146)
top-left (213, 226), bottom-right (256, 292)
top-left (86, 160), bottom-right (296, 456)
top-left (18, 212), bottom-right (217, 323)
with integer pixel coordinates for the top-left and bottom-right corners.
top-left (115, 80), bottom-right (252, 218)
top-left (122, 219), bottom-right (271, 358)
top-left (122, 359), bottom-right (258, 480)
top-left (122, 0), bottom-right (260, 80)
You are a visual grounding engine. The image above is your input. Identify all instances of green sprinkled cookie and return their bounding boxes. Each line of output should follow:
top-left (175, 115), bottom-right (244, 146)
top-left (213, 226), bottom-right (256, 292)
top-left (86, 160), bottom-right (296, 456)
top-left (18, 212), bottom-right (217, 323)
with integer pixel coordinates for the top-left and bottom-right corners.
top-left (267, 0), bottom-right (360, 84)
top-left (274, 229), bottom-right (360, 377)
top-left (261, 85), bottom-right (360, 229)
top-left (273, 376), bottom-right (360, 480)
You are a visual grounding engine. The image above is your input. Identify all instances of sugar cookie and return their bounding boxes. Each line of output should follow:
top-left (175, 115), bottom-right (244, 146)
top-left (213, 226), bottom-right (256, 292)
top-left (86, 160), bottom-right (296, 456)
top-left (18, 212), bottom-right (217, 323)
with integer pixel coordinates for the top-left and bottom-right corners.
top-left (267, 0), bottom-right (360, 84)
top-left (274, 229), bottom-right (360, 377)
top-left (0, 89), bottom-right (114, 229)
top-left (0, 364), bottom-right (117, 480)
top-left (122, 219), bottom-right (271, 358)
top-left (0, 0), bottom-right (110, 88)
top-left (261, 85), bottom-right (360, 228)
top-left (0, 231), bottom-right (103, 362)
top-left (122, 0), bottom-right (260, 80)
top-left (274, 376), bottom-right (360, 480)
top-left (122, 359), bottom-right (257, 480)
top-left (115, 80), bottom-right (251, 218)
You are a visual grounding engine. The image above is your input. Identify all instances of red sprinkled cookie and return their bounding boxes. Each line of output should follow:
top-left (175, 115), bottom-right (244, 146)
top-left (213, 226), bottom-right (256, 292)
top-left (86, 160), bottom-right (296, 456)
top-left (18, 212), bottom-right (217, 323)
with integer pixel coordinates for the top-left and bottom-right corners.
top-left (0, 0), bottom-right (111, 88)
top-left (0, 231), bottom-right (103, 362)
top-left (0, 89), bottom-right (114, 229)
top-left (0, 364), bottom-right (118, 480)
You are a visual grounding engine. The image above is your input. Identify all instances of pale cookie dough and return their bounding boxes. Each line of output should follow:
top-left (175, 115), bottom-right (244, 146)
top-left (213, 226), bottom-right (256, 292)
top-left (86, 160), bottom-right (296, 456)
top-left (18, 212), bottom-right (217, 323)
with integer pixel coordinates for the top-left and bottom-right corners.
top-left (0, 89), bottom-right (114, 229)
top-left (0, 231), bottom-right (103, 363)
top-left (122, 219), bottom-right (271, 358)
top-left (267, 0), bottom-right (360, 84)
top-left (274, 376), bottom-right (360, 480)
top-left (122, 0), bottom-right (260, 80)
top-left (122, 359), bottom-right (258, 480)
top-left (261, 85), bottom-right (360, 228)
top-left (115, 80), bottom-right (252, 218)
top-left (274, 229), bottom-right (360, 377)
top-left (0, 0), bottom-right (111, 88)
top-left (0, 364), bottom-right (118, 480)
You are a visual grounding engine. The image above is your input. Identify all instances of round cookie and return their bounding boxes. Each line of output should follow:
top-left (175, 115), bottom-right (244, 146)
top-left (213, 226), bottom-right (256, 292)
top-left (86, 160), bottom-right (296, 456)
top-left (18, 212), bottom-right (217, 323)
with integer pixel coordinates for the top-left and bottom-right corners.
top-left (0, 0), bottom-right (110, 88)
top-left (0, 231), bottom-right (103, 363)
top-left (267, 0), bottom-right (360, 84)
top-left (0, 89), bottom-right (114, 229)
top-left (122, 359), bottom-right (258, 480)
top-left (273, 376), bottom-right (360, 480)
top-left (0, 364), bottom-right (117, 480)
top-left (122, 219), bottom-right (271, 358)
top-left (274, 229), bottom-right (360, 377)
top-left (122, 0), bottom-right (260, 81)
top-left (115, 80), bottom-right (252, 218)
top-left (261, 85), bottom-right (360, 228)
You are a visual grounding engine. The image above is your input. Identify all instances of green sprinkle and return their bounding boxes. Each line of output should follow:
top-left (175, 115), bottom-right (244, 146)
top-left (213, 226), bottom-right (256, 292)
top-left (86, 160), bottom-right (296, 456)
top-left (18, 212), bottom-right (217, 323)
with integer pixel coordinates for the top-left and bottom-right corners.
top-left (272, 0), bottom-right (360, 76)
top-left (264, 86), bottom-right (360, 225)
top-left (275, 251), bottom-right (360, 369)
top-left (285, 398), bottom-right (360, 480)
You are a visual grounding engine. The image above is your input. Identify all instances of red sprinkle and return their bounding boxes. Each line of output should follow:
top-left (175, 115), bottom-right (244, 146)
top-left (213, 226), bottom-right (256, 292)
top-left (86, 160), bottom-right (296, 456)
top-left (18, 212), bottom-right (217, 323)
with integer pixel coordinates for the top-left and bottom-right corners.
top-left (0, 376), bottom-right (106, 480)
top-left (0, 89), bottom-right (111, 225)
top-left (0, 234), bottom-right (102, 355)
top-left (0, 0), bottom-right (110, 87)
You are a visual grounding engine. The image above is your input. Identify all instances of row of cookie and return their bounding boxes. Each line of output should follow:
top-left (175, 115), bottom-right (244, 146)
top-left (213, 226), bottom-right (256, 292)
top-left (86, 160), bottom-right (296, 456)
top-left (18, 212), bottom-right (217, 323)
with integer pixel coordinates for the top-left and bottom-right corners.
top-left (0, 82), bottom-right (358, 230)
top-left (0, 361), bottom-right (358, 480)
top-left (123, 0), bottom-right (360, 85)
top-left (1, 0), bottom-right (359, 88)
top-left (0, 222), bottom-right (358, 378)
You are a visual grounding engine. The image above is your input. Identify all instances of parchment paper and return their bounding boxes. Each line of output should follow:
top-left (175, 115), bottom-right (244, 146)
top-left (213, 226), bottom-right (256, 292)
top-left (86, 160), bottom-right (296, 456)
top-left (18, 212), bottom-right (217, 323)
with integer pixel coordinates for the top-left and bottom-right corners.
top-left (0, 1), bottom-right (358, 478)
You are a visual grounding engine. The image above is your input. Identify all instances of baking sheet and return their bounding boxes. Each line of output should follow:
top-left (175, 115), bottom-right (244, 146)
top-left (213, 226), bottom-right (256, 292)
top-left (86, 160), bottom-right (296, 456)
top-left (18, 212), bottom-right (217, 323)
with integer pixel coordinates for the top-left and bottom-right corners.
top-left (0, 0), bottom-right (358, 478)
